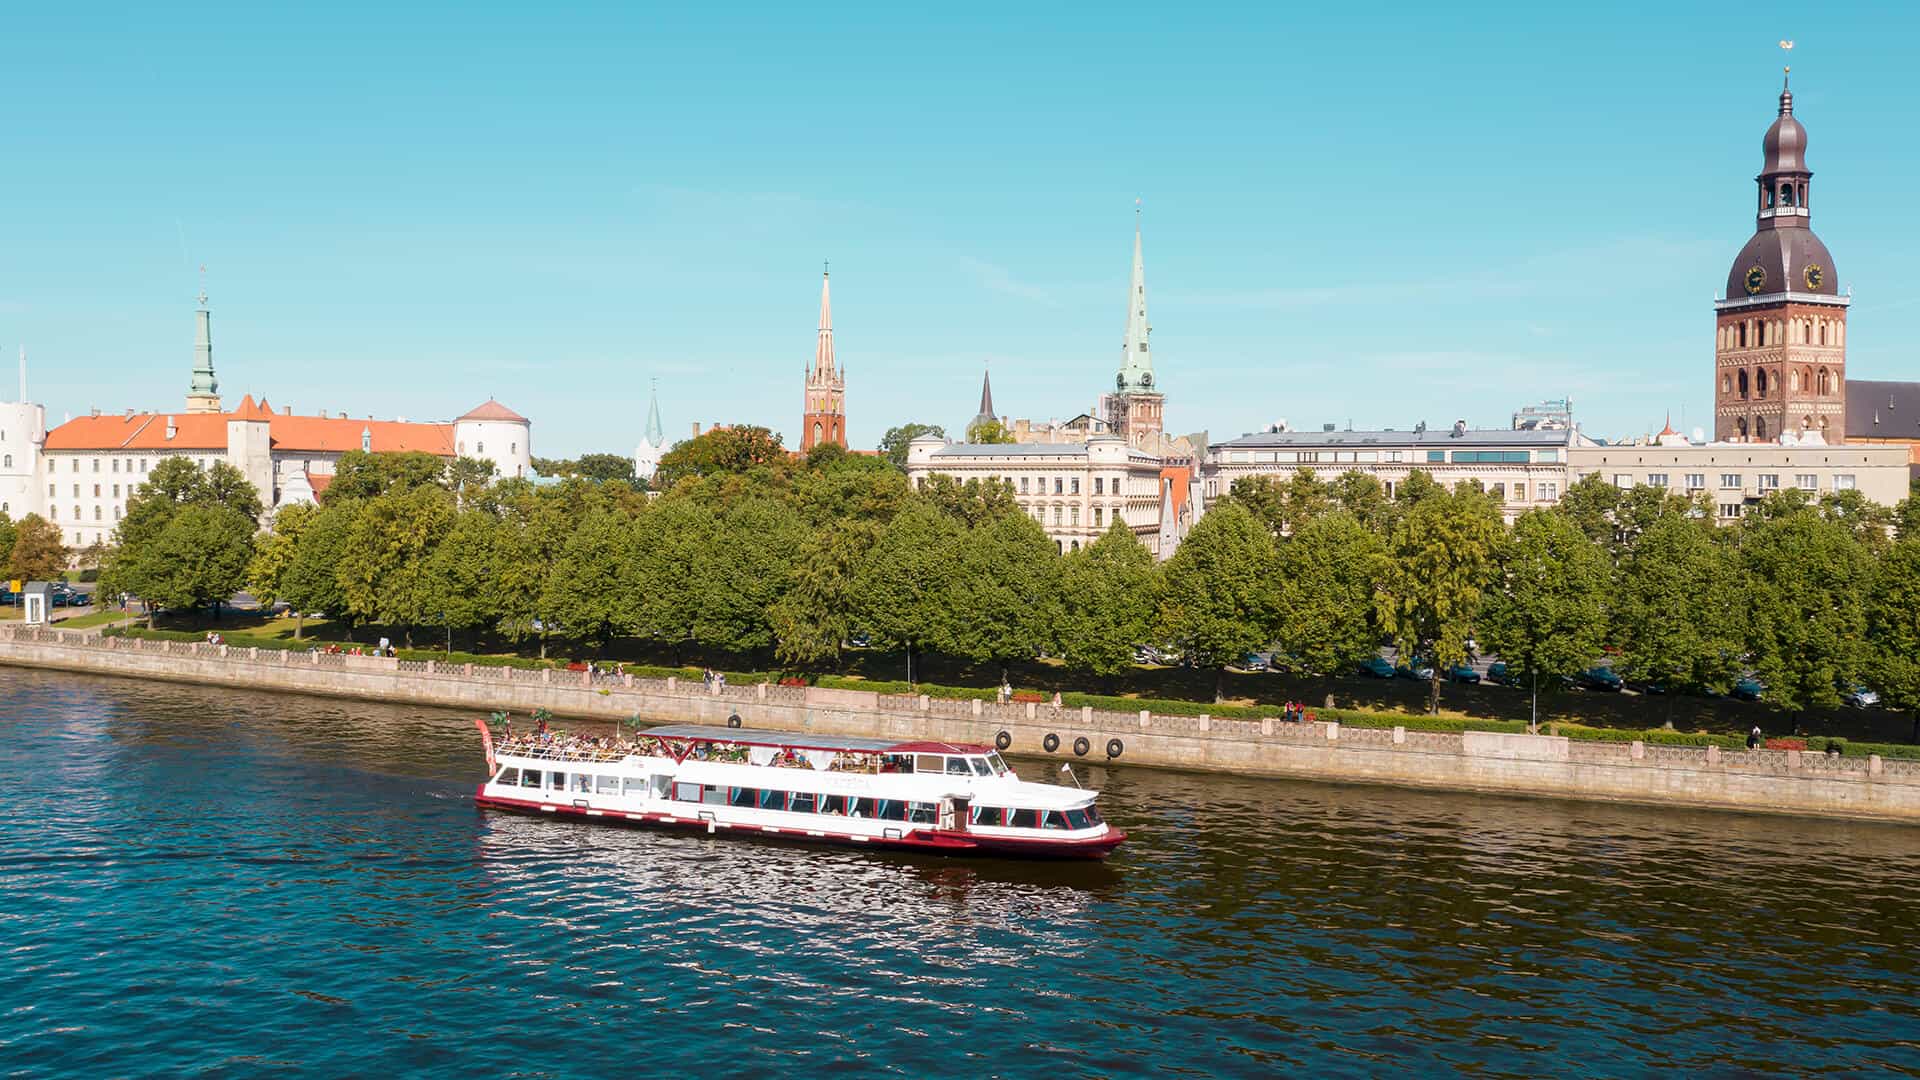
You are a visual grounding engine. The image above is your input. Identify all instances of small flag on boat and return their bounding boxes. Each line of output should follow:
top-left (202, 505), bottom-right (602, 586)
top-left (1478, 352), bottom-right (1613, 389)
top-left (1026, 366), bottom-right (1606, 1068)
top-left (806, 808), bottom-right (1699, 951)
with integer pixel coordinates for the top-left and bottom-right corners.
top-left (475, 717), bottom-right (496, 771)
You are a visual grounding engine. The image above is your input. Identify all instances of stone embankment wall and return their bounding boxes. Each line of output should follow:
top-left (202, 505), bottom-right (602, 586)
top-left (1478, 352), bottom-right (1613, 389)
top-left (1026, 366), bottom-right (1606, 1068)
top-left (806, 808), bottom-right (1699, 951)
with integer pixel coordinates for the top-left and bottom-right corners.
top-left (5, 625), bottom-right (1920, 824)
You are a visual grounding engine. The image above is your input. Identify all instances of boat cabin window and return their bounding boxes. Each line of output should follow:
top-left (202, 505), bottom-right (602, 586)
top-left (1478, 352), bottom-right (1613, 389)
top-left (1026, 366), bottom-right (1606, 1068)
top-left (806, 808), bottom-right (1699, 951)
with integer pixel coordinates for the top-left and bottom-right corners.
top-left (945, 757), bottom-right (972, 776)
top-left (986, 752), bottom-right (1009, 775)
top-left (1064, 808), bottom-right (1090, 829)
top-left (819, 795), bottom-right (846, 815)
top-left (624, 777), bottom-right (648, 796)
top-left (915, 754), bottom-right (945, 774)
top-left (1084, 805), bottom-right (1103, 825)
top-left (702, 785), bottom-right (727, 805)
top-left (875, 799), bottom-right (907, 822)
top-left (573, 774), bottom-right (592, 793)
top-left (971, 805), bottom-right (1005, 827)
top-left (495, 767), bottom-right (520, 786)
top-left (969, 757), bottom-right (993, 777)
top-left (730, 787), bottom-right (756, 808)
top-left (522, 771), bottom-right (542, 789)
top-left (849, 797), bottom-right (875, 818)
top-left (760, 790), bottom-right (788, 811)
top-left (790, 792), bottom-right (817, 814)
top-left (674, 782), bottom-right (702, 803)
top-left (1008, 808), bottom-right (1039, 829)
top-left (1042, 811), bottom-right (1067, 830)
top-left (908, 802), bottom-right (936, 824)
top-left (596, 775), bottom-right (620, 795)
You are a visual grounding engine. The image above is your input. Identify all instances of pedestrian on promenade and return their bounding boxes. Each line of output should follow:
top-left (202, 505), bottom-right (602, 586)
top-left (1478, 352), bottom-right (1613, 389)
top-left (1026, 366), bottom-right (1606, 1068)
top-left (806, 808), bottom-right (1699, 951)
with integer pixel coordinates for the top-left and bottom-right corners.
top-left (1051, 691), bottom-right (1062, 712)
top-left (1747, 725), bottom-right (1762, 750)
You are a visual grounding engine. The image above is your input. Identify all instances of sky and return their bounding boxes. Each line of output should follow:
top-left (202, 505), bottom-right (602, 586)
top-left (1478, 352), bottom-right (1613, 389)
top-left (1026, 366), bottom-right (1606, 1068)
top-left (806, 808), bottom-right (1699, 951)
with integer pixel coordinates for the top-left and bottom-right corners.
top-left (2, 2), bottom-right (1918, 456)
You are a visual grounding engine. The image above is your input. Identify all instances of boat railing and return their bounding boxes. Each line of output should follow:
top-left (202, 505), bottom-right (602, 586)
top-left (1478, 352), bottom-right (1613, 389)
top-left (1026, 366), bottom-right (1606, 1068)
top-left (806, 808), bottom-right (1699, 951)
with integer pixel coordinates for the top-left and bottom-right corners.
top-left (496, 741), bottom-right (639, 765)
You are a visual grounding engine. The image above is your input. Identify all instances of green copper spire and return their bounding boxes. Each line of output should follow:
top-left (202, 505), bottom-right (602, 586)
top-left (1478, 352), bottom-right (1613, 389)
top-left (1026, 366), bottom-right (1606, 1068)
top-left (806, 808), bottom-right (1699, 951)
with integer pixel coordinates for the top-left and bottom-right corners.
top-left (186, 286), bottom-right (222, 412)
top-left (1117, 205), bottom-right (1153, 391)
top-left (643, 379), bottom-right (664, 446)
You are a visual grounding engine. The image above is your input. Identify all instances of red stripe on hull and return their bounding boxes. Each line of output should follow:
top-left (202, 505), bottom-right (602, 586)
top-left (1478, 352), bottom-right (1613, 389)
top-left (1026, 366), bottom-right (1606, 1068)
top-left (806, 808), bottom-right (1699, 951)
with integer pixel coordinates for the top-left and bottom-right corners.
top-left (473, 788), bottom-right (1126, 860)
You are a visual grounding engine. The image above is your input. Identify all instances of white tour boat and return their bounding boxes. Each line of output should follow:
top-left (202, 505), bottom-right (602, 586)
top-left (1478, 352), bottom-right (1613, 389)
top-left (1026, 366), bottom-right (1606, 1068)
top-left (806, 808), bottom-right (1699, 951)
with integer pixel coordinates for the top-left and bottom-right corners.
top-left (473, 720), bottom-right (1127, 859)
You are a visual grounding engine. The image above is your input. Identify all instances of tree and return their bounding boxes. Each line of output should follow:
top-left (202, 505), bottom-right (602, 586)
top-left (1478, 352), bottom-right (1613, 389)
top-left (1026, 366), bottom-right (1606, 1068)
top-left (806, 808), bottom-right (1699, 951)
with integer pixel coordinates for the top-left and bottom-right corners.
top-left (540, 509), bottom-right (636, 647)
top-left (915, 473), bottom-right (1019, 527)
top-left (1375, 486), bottom-right (1504, 713)
top-left (1223, 475), bottom-right (1287, 538)
top-left (1478, 510), bottom-right (1610, 729)
top-left (336, 485), bottom-right (457, 644)
top-left (247, 503), bottom-right (318, 636)
top-left (137, 505), bottom-right (256, 615)
top-left (947, 511), bottom-right (1062, 682)
top-left (6, 515), bottom-right (69, 582)
top-left (0, 514), bottom-right (16, 578)
top-left (771, 520), bottom-right (871, 668)
top-left (324, 450), bottom-right (448, 502)
top-left (624, 497), bottom-right (718, 655)
top-left (964, 417), bottom-right (1015, 444)
top-left (691, 497), bottom-right (807, 656)
top-left (878, 423), bottom-right (945, 468)
top-left (850, 501), bottom-right (966, 683)
top-left (1273, 512), bottom-right (1387, 677)
top-left (653, 426), bottom-right (787, 488)
top-left (280, 502), bottom-right (357, 632)
top-left (1157, 501), bottom-right (1278, 702)
top-left (1867, 538), bottom-right (1920, 736)
top-left (1056, 517), bottom-right (1160, 678)
top-left (1330, 471), bottom-right (1392, 536)
top-left (532, 454), bottom-right (634, 483)
top-left (421, 508), bottom-right (506, 644)
top-left (1611, 514), bottom-right (1743, 698)
top-left (1737, 504), bottom-right (1870, 714)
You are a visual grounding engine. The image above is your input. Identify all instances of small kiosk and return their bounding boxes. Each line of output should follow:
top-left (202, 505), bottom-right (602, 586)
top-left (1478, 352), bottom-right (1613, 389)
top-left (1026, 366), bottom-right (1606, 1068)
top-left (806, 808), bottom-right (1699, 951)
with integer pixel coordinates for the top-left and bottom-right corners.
top-left (21, 581), bottom-right (52, 626)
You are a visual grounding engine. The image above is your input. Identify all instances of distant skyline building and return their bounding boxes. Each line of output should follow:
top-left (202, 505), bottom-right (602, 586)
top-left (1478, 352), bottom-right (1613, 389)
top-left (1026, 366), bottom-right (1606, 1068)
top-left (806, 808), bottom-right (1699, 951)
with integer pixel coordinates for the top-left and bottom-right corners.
top-left (1101, 208), bottom-right (1164, 447)
top-left (634, 381), bottom-right (668, 481)
top-left (800, 269), bottom-right (846, 452)
top-left (1713, 67), bottom-right (1849, 443)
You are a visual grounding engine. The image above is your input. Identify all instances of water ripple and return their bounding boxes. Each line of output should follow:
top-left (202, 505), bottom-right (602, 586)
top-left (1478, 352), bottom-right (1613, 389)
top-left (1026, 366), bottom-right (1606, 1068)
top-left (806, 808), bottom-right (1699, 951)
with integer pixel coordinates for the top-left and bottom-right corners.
top-left (0, 666), bottom-right (1917, 1077)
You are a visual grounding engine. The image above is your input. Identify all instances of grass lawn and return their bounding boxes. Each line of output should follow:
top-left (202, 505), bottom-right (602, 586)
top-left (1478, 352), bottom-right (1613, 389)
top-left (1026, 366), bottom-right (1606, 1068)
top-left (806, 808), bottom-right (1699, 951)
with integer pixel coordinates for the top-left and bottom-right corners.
top-left (56, 609), bottom-right (140, 630)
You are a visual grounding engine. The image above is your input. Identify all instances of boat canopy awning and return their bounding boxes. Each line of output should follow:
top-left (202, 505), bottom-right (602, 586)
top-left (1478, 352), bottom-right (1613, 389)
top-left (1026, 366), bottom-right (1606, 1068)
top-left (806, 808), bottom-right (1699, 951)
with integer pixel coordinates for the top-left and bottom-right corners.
top-left (640, 723), bottom-right (905, 754)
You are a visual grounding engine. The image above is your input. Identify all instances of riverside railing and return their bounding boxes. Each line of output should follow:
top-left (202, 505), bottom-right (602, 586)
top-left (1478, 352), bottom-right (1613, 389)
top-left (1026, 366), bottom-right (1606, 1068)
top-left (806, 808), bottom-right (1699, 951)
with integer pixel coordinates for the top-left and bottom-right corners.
top-left (6, 623), bottom-right (1918, 784)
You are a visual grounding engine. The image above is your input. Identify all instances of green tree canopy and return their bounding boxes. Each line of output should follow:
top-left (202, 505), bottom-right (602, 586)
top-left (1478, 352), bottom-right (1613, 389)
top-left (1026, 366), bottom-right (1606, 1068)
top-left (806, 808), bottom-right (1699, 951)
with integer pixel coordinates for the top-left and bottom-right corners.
top-left (1737, 502), bottom-right (1871, 712)
top-left (850, 501), bottom-right (966, 677)
top-left (964, 417), bottom-right (1015, 444)
top-left (6, 514), bottom-right (69, 582)
top-left (1375, 486), bottom-right (1504, 712)
top-left (1867, 537), bottom-right (1920, 720)
top-left (540, 508), bottom-right (637, 647)
top-left (1157, 501), bottom-right (1278, 701)
top-left (878, 423), bottom-right (945, 468)
top-left (337, 484), bottom-right (457, 642)
top-left (1273, 511), bottom-right (1387, 676)
top-left (137, 505), bottom-right (256, 614)
top-left (324, 450), bottom-right (449, 502)
top-left (947, 511), bottom-right (1062, 681)
top-left (1610, 514), bottom-right (1743, 695)
top-left (1055, 518), bottom-right (1161, 678)
top-left (1478, 509), bottom-right (1610, 723)
top-left (654, 426), bottom-right (787, 488)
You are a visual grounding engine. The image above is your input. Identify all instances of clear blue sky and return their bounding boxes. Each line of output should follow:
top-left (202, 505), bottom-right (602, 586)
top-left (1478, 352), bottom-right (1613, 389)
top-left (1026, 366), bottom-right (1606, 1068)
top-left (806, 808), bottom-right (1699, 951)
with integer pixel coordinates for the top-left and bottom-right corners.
top-left (3, 3), bottom-right (1916, 456)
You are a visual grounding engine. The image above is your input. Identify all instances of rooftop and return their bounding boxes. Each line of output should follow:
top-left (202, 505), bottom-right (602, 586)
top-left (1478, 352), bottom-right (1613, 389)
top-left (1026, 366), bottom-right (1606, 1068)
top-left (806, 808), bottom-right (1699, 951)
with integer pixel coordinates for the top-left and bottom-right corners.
top-left (1214, 427), bottom-right (1576, 450)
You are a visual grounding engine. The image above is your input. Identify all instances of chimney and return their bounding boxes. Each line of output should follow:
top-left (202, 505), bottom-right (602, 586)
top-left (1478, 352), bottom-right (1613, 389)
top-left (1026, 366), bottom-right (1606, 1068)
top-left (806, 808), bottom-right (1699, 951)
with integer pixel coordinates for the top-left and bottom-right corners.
top-left (165, 416), bottom-right (177, 440)
top-left (691, 422), bottom-right (701, 437)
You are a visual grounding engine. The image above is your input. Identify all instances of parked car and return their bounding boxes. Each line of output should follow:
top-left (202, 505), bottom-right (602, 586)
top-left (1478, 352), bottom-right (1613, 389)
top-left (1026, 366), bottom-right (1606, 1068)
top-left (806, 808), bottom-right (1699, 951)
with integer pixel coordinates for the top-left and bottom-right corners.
top-left (1625, 679), bottom-right (1668, 696)
top-left (1443, 663), bottom-right (1480, 684)
top-left (1357, 656), bottom-right (1395, 679)
top-left (1485, 661), bottom-right (1516, 686)
top-left (1842, 685), bottom-right (1880, 709)
top-left (1396, 659), bottom-right (1435, 682)
top-left (1578, 666), bottom-right (1623, 692)
top-left (1731, 677), bottom-right (1766, 702)
top-left (1235, 653), bottom-right (1271, 672)
top-left (847, 633), bottom-right (872, 649)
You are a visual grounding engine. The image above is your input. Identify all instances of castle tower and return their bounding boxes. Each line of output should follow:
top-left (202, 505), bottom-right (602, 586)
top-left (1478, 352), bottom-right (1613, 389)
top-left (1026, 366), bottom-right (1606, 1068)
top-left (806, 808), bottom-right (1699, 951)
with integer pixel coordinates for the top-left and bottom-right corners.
top-left (1103, 206), bottom-right (1164, 447)
top-left (801, 269), bottom-right (846, 452)
top-left (186, 289), bottom-right (222, 414)
top-left (1713, 67), bottom-right (1848, 442)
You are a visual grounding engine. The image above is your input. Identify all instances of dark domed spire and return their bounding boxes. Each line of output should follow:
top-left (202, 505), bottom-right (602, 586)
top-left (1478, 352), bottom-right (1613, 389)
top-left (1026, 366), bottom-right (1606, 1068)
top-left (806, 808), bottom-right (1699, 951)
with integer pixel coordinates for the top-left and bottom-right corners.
top-left (1723, 67), bottom-right (1838, 300)
top-left (1762, 68), bottom-right (1808, 174)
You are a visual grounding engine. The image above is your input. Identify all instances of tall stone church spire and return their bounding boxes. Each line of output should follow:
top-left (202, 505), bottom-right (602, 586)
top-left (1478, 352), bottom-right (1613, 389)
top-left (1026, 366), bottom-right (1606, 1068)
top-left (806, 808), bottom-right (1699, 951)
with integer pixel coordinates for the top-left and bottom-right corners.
top-left (1117, 205), bottom-right (1153, 392)
top-left (643, 379), bottom-right (665, 448)
top-left (974, 366), bottom-right (996, 428)
top-left (186, 285), bottom-right (222, 414)
top-left (801, 267), bottom-right (847, 451)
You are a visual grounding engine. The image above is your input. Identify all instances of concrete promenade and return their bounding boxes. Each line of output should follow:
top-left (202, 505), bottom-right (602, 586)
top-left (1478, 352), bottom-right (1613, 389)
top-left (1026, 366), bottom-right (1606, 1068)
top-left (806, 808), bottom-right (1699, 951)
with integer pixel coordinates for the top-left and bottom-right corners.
top-left (4, 624), bottom-right (1919, 823)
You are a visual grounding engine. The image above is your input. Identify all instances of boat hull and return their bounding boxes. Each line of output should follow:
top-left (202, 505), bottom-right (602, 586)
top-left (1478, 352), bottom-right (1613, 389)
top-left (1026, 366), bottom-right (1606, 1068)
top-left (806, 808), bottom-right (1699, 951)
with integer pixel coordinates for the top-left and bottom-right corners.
top-left (474, 787), bottom-right (1127, 860)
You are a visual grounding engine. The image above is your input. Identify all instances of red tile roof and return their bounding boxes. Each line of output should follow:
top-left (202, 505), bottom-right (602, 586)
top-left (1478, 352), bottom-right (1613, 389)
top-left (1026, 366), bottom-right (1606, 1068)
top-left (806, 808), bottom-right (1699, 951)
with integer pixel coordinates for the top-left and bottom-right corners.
top-left (44, 409), bottom-right (455, 455)
top-left (307, 473), bottom-right (334, 495)
top-left (1160, 465), bottom-right (1193, 519)
top-left (457, 399), bottom-right (529, 423)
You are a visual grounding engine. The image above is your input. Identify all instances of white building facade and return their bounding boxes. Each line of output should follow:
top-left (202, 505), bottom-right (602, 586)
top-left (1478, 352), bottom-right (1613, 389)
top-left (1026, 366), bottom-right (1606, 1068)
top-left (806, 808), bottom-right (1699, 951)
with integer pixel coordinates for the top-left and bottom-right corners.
top-left (905, 434), bottom-right (1176, 555)
top-left (1568, 440), bottom-right (1910, 521)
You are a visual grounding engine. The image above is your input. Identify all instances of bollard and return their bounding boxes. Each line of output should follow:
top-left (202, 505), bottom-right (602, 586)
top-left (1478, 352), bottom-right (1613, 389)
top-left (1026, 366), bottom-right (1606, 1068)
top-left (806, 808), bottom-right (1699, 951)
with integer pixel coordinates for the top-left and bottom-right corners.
top-left (667, 676), bottom-right (676, 691)
top-left (1199, 714), bottom-right (1211, 732)
top-left (1786, 749), bottom-right (1802, 770)
top-left (1630, 740), bottom-right (1645, 760)
top-left (1706, 745), bottom-right (1721, 765)
top-left (1261, 718), bottom-right (1273, 737)
top-left (971, 698), bottom-right (982, 717)
top-left (1082, 705), bottom-right (1093, 723)
top-left (1870, 754), bottom-right (1884, 776)
top-left (542, 669), bottom-right (552, 685)
top-left (465, 663), bottom-right (474, 676)
top-left (1393, 725), bottom-right (1406, 745)
top-left (1139, 709), bottom-right (1151, 730)
top-left (919, 694), bottom-right (929, 711)
top-left (758, 682), bottom-right (767, 700)
top-left (1026, 702), bottom-right (1036, 720)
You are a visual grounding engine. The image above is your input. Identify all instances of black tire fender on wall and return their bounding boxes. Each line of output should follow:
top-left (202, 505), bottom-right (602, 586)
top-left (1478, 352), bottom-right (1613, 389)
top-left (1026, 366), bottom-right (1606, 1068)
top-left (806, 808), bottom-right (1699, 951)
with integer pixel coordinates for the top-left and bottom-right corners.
top-left (1042, 732), bottom-right (1060, 753)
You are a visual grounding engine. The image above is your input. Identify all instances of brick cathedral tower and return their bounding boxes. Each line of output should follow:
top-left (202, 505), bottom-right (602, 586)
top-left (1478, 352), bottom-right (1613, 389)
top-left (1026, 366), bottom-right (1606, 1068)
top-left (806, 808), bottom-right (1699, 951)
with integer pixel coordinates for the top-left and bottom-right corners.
top-left (801, 268), bottom-right (846, 452)
top-left (1713, 67), bottom-right (1848, 442)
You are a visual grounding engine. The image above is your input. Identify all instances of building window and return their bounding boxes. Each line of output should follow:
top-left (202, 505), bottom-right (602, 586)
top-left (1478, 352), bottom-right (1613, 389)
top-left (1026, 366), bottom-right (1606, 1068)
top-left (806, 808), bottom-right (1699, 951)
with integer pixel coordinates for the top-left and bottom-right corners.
top-left (1834, 474), bottom-right (1856, 491)
top-left (1646, 474), bottom-right (1668, 489)
top-left (47, 483), bottom-right (54, 497)
top-left (1052, 507), bottom-right (1062, 526)
top-left (1538, 482), bottom-right (1558, 502)
top-left (1019, 477), bottom-right (1029, 494)
top-left (1094, 507), bottom-right (1104, 527)
top-left (92, 458), bottom-right (99, 472)
top-left (511, 442), bottom-right (517, 454)
top-left (1611, 474), bottom-right (1633, 488)
top-left (92, 484), bottom-right (100, 497)
top-left (70, 459), bottom-right (78, 472)
top-left (1794, 474), bottom-right (1817, 490)
top-left (140, 459), bottom-right (147, 473)
top-left (112, 459), bottom-right (119, 472)
top-left (112, 485), bottom-right (119, 497)
top-left (1756, 474), bottom-right (1779, 491)
top-left (477, 442), bottom-right (485, 455)
top-left (93, 506), bottom-right (100, 520)
top-left (1720, 503), bottom-right (1742, 519)
top-left (72, 505), bottom-right (79, 520)
top-left (72, 484), bottom-right (79, 497)
top-left (1094, 477), bottom-right (1104, 496)
top-left (1720, 474), bottom-right (1742, 489)
top-left (1685, 473), bottom-right (1706, 491)
top-left (114, 506), bottom-right (121, 520)
top-left (2, 455), bottom-right (8, 468)
top-left (1070, 477), bottom-right (1080, 495)
top-left (48, 505), bottom-right (55, 519)
top-left (1070, 506), bottom-right (1080, 526)
top-left (1513, 483), bottom-right (1527, 502)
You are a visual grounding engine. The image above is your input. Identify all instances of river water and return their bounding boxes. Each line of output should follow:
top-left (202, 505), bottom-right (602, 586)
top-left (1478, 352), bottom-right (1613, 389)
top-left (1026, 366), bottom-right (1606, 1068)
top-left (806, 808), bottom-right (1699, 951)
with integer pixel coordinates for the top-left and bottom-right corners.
top-left (2, 666), bottom-right (1917, 1077)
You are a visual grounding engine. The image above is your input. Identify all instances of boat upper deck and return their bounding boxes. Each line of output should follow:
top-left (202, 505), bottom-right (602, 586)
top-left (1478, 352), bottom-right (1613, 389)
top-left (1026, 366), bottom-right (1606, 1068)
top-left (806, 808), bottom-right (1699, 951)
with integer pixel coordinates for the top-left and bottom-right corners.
top-left (639, 724), bottom-right (992, 756)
